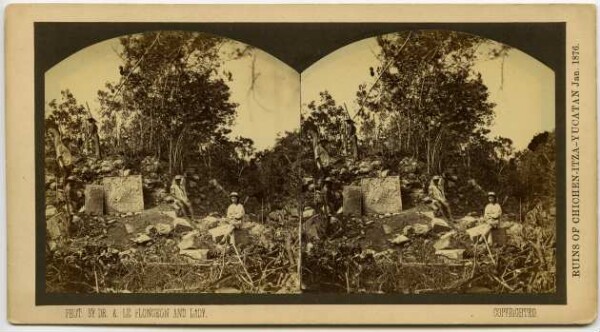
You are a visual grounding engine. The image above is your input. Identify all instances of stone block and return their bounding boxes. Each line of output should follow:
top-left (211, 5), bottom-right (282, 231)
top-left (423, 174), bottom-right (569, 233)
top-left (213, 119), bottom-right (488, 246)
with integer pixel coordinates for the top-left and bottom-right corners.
top-left (178, 231), bottom-right (199, 250)
top-left (389, 234), bottom-right (410, 245)
top-left (84, 184), bottom-right (104, 215)
top-left (382, 224), bottom-right (393, 235)
top-left (466, 223), bottom-right (492, 241)
top-left (132, 233), bottom-right (152, 244)
top-left (413, 223), bottom-right (431, 235)
top-left (208, 224), bottom-right (234, 242)
top-left (46, 213), bottom-right (68, 240)
top-left (431, 218), bottom-right (453, 233)
top-left (435, 249), bottom-right (465, 260)
top-left (180, 249), bottom-right (209, 261)
top-left (342, 185), bottom-right (362, 216)
top-left (156, 223), bottom-right (173, 235)
top-left (102, 175), bottom-right (144, 214)
top-left (361, 176), bottom-right (402, 214)
top-left (433, 237), bottom-right (452, 250)
top-left (173, 218), bottom-right (194, 233)
top-left (302, 208), bottom-right (316, 218)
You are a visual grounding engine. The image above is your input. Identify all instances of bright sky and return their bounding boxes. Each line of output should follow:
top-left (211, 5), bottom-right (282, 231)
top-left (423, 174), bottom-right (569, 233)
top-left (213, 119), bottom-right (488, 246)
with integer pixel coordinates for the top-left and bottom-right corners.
top-left (46, 32), bottom-right (554, 152)
top-left (301, 35), bottom-right (555, 151)
top-left (45, 35), bottom-right (300, 151)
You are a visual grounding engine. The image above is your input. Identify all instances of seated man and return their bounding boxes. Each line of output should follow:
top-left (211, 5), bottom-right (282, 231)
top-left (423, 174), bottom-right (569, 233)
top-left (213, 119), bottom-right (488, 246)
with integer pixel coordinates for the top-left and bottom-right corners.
top-left (483, 191), bottom-right (502, 227)
top-left (170, 175), bottom-right (193, 217)
top-left (481, 191), bottom-right (503, 246)
top-left (226, 192), bottom-right (245, 228)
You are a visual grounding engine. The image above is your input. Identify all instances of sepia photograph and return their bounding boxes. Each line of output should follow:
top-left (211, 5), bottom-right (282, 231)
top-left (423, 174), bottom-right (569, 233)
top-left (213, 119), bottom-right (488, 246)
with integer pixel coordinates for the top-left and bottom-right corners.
top-left (5, 3), bottom-right (597, 325)
top-left (300, 30), bottom-right (557, 294)
top-left (43, 30), bottom-right (301, 294)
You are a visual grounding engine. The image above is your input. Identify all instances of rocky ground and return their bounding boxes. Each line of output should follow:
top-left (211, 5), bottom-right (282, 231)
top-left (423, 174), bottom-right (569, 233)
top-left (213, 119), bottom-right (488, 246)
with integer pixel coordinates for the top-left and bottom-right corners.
top-left (302, 205), bottom-right (554, 294)
top-left (46, 205), bottom-right (300, 294)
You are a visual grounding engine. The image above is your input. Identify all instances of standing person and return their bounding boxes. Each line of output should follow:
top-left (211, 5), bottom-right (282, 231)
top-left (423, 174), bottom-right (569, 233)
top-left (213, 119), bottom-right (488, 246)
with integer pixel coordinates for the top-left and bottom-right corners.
top-left (483, 192), bottom-right (502, 227)
top-left (428, 175), bottom-right (453, 222)
top-left (85, 117), bottom-right (101, 159)
top-left (308, 130), bottom-right (331, 176)
top-left (320, 177), bottom-right (335, 216)
top-left (48, 127), bottom-right (74, 186)
top-left (170, 175), bottom-right (193, 217)
top-left (343, 117), bottom-right (358, 160)
top-left (226, 192), bottom-right (245, 228)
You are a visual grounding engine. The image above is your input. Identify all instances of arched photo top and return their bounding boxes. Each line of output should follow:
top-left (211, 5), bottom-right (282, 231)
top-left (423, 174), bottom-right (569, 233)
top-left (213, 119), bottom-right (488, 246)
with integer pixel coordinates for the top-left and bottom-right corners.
top-left (45, 30), bottom-right (300, 152)
top-left (301, 29), bottom-right (554, 152)
top-left (43, 30), bottom-right (302, 295)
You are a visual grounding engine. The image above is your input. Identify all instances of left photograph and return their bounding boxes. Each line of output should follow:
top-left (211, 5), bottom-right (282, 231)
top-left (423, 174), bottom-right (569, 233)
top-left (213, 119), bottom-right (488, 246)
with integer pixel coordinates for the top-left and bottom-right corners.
top-left (44, 31), bottom-right (301, 294)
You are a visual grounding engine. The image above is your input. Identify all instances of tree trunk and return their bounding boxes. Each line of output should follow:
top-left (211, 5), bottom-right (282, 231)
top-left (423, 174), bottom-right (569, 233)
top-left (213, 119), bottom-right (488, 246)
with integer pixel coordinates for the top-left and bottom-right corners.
top-left (168, 138), bottom-right (173, 175)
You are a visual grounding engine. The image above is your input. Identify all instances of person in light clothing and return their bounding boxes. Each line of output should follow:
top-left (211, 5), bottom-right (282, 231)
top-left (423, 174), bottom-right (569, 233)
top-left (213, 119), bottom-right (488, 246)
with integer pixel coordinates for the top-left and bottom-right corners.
top-left (171, 175), bottom-right (193, 217)
top-left (226, 192), bottom-right (245, 228)
top-left (429, 175), bottom-right (453, 222)
top-left (483, 192), bottom-right (502, 227)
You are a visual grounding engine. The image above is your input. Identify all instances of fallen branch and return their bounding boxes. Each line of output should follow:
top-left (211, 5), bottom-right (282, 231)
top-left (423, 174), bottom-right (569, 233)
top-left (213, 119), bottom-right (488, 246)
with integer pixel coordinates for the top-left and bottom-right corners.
top-left (232, 241), bottom-right (254, 288)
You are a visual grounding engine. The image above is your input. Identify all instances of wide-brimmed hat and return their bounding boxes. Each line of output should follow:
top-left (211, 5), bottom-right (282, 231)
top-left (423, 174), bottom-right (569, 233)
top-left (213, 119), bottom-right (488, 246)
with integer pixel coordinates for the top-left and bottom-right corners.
top-left (487, 191), bottom-right (496, 197)
top-left (174, 175), bottom-right (183, 180)
top-left (432, 175), bottom-right (441, 181)
top-left (229, 192), bottom-right (239, 198)
top-left (87, 117), bottom-right (97, 123)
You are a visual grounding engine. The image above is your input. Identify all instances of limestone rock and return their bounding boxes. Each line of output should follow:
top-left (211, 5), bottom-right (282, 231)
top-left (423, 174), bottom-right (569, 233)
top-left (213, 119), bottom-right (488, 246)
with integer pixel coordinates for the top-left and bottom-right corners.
top-left (162, 210), bottom-right (178, 219)
top-left (156, 223), bottom-right (173, 235)
top-left (48, 240), bottom-right (58, 252)
top-left (46, 214), bottom-right (67, 240)
top-left (382, 224), bottom-right (394, 235)
top-left (506, 222), bottom-right (523, 237)
top-left (459, 215), bottom-right (478, 229)
top-left (180, 249), bottom-right (209, 261)
top-left (302, 207), bottom-right (316, 218)
top-left (433, 237), bottom-right (452, 250)
top-left (173, 218), bottom-right (194, 233)
top-left (84, 184), bottom-right (104, 215)
top-left (440, 230), bottom-right (457, 239)
top-left (435, 249), bottom-right (465, 260)
top-left (413, 223), bottom-right (431, 235)
top-left (102, 175), bottom-right (144, 214)
top-left (389, 234), bottom-right (410, 245)
top-left (431, 218), bottom-right (453, 233)
top-left (145, 225), bottom-right (157, 235)
top-left (250, 223), bottom-right (267, 236)
top-left (361, 176), bottom-right (402, 214)
top-left (132, 233), bottom-right (152, 244)
top-left (45, 206), bottom-right (57, 218)
top-left (303, 214), bottom-right (327, 241)
top-left (466, 223), bottom-right (492, 241)
top-left (342, 186), bottom-right (362, 216)
top-left (199, 216), bottom-right (220, 229)
top-left (124, 223), bottom-right (135, 234)
top-left (420, 211), bottom-right (436, 220)
top-left (178, 231), bottom-right (199, 250)
top-left (208, 224), bottom-right (234, 242)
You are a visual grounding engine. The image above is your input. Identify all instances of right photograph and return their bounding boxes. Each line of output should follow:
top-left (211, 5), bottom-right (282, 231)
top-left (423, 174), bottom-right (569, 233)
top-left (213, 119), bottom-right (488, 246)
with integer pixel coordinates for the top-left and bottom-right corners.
top-left (300, 30), bottom-right (556, 294)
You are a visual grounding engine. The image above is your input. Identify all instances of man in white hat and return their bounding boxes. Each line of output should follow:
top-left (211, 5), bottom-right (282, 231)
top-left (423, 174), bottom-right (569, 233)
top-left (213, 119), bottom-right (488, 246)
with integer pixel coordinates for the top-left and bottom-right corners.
top-left (483, 191), bottom-right (502, 227)
top-left (226, 192), bottom-right (245, 228)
